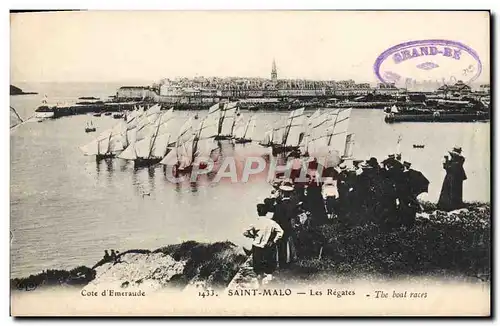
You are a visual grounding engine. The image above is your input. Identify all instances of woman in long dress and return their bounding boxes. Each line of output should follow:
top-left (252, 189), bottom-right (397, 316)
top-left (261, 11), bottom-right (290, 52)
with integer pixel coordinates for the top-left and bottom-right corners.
top-left (437, 147), bottom-right (467, 211)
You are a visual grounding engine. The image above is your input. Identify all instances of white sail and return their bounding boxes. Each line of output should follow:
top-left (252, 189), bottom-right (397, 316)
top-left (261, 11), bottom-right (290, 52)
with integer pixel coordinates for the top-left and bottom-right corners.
top-left (132, 108), bottom-right (175, 159)
top-left (151, 133), bottom-right (172, 158)
top-left (108, 134), bottom-right (126, 154)
top-left (80, 140), bottom-right (99, 156)
top-left (80, 129), bottom-right (112, 156)
top-left (300, 109), bottom-right (319, 153)
top-left (119, 110), bottom-right (155, 159)
top-left (196, 138), bottom-right (218, 158)
top-left (271, 118), bottom-right (286, 145)
top-left (155, 108), bottom-right (174, 136)
top-left (208, 102), bottom-right (223, 115)
top-left (146, 104), bottom-right (161, 116)
top-left (134, 110), bottom-right (159, 143)
top-left (198, 116), bottom-right (219, 140)
top-left (178, 117), bottom-right (195, 144)
top-left (126, 110), bottom-right (139, 124)
top-left (97, 132), bottom-right (112, 156)
top-left (161, 148), bottom-right (179, 166)
top-left (177, 136), bottom-right (196, 169)
top-left (304, 110), bottom-right (333, 153)
top-left (233, 119), bottom-right (246, 139)
top-left (244, 115), bottom-right (257, 140)
top-left (283, 108), bottom-right (305, 147)
top-left (160, 117), bottom-right (194, 166)
top-left (343, 133), bottom-right (355, 158)
top-left (314, 146), bottom-right (342, 169)
top-left (327, 108), bottom-right (352, 151)
top-left (220, 102), bottom-right (238, 136)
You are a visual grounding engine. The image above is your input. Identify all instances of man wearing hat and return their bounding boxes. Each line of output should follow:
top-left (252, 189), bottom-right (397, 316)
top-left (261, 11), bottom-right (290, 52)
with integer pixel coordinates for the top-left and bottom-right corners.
top-left (438, 146), bottom-right (467, 211)
top-left (366, 157), bottom-right (380, 171)
top-left (398, 161), bottom-right (429, 227)
top-left (272, 182), bottom-right (297, 268)
top-left (381, 154), bottom-right (395, 168)
top-left (382, 153), bottom-right (403, 171)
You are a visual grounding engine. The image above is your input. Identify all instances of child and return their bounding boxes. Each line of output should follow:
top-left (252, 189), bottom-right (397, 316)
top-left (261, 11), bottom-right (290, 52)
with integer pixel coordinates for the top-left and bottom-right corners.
top-left (244, 204), bottom-right (284, 284)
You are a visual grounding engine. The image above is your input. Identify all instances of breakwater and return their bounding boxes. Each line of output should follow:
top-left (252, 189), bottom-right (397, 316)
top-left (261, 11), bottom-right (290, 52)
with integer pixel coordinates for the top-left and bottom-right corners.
top-left (36, 100), bottom-right (398, 119)
top-left (385, 112), bottom-right (490, 123)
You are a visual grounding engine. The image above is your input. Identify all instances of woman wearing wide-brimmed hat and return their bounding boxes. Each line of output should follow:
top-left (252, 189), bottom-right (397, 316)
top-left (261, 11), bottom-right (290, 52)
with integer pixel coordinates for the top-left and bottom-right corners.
top-left (437, 146), bottom-right (467, 211)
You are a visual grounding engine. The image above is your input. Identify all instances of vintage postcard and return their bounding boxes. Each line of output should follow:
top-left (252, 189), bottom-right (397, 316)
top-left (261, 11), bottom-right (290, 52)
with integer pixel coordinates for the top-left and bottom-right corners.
top-left (10, 10), bottom-right (491, 316)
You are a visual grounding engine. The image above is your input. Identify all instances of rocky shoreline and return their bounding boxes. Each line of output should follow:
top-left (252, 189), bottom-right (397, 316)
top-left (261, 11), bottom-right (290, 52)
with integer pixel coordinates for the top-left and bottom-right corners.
top-left (10, 85), bottom-right (37, 96)
top-left (11, 202), bottom-right (490, 293)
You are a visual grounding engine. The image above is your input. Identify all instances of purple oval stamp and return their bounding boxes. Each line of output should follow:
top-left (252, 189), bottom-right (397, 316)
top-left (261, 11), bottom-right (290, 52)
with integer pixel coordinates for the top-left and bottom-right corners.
top-left (374, 39), bottom-right (482, 89)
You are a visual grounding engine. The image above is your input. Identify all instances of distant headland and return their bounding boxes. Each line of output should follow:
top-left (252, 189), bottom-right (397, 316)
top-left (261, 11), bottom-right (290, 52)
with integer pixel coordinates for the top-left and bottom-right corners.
top-left (10, 85), bottom-right (38, 96)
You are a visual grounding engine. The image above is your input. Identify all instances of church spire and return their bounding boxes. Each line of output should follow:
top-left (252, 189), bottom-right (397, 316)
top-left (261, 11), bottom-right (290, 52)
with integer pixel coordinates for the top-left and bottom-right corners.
top-left (271, 59), bottom-right (277, 82)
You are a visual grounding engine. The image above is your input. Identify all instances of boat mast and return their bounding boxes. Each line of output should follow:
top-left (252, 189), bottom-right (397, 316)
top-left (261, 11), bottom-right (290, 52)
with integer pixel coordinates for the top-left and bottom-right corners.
top-left (242, 117), bottom-right (251, 139)
top-left (106, 130), bottom-right (113, 155)
top-left (327, 109), bottom-right (341, 146)
top-left (147, 114), bottom-right (163, 159)
top-left (217, 103), bottom-right (225, 136)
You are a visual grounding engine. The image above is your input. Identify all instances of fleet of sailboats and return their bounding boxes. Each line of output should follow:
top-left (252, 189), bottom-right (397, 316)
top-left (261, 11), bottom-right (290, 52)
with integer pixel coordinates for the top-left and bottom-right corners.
top-left (118, 106), bottom-right (174, 167)
top-left (80, 101), bottom-right (355, 171)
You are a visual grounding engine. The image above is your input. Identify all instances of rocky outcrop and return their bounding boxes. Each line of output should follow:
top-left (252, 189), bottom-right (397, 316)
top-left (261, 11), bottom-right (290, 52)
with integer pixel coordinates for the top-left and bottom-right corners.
top-left (225, 257), bottom-right (259, 293)
top-left (82, 241), bottom-right (247, 293)
top-left (10, 85), bottom-right (37, 95)
top-left (84, 253), bottom-right (186, 292)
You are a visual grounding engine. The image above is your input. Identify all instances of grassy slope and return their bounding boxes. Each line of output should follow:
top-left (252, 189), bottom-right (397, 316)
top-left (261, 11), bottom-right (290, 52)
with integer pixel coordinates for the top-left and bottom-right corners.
top-left (286, 202), bottom-right (490, 282)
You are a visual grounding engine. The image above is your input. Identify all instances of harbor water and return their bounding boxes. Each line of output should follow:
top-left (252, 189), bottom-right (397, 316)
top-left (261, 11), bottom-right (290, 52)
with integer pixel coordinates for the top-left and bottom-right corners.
top-left (10, 83), bottom-right (490, 278)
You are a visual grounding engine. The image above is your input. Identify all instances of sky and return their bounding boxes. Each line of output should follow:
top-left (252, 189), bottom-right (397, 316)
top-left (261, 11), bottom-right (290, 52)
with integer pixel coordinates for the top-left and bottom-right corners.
top-left (10, 11), bottom-right (490, 84)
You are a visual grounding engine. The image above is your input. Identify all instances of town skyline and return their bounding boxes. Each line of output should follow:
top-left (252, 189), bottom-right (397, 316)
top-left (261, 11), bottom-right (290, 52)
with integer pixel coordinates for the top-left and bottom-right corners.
top-left (11, 11), bottom-right (489, 85)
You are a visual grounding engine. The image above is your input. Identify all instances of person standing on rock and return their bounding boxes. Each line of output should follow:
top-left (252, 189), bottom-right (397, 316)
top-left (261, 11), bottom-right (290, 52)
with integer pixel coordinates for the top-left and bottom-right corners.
top-left (438, 147), bottom-right (467, 211)
top-left (244, 203), bottom-right (284, 284)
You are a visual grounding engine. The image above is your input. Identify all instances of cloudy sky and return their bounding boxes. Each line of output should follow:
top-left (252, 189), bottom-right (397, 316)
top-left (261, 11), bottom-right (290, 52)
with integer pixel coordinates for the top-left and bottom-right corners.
top-left (10, 11), bottom-right (490, 84)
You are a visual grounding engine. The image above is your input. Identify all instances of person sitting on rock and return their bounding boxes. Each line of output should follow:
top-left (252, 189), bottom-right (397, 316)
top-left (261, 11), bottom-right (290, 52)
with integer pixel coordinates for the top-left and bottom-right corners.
top-left (103, 250), bottom-right (110, 262)
top-left (110, 249), bottom-right (117, 261)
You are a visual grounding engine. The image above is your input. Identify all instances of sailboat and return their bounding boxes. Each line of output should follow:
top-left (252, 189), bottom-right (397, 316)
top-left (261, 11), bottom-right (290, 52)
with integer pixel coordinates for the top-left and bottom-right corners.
top-left (216, 102), bottom-right (239, 140)
top-left (160, 115), bottom-right (219, 173)
top-left (234, 115), bottom-right (256, 144)
top-left (80, 122), bottom-right (127, 160)
top-left (118, 108), bottom-right (174, 167)
top-left (258, 121), bottom-right (275, 147)
top-left (160, 117), bottom-right (196, 172)
top-left (304, 108), bottom-right (354, 169)
top-left (268, 108), bottom-right (305, 155)
top-left (85, 119), bottom-right (96, 133)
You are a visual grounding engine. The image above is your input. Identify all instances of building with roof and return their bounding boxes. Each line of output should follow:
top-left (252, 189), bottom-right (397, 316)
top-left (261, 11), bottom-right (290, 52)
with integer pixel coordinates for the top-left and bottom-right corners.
top-left (436, 80), bottom-right (472, 97)
top-left (116, 86), bottom-right (149, 100)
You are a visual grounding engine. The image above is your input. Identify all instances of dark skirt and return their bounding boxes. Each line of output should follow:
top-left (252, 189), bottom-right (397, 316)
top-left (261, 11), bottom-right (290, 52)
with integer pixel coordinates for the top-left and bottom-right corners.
top-left (438, 174), bottom-right (465, 211)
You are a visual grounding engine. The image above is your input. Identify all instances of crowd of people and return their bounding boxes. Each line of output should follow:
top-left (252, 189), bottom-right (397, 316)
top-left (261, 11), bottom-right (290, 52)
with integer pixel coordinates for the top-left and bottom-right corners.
top-left (244, 146), bottom-right (467, 284)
